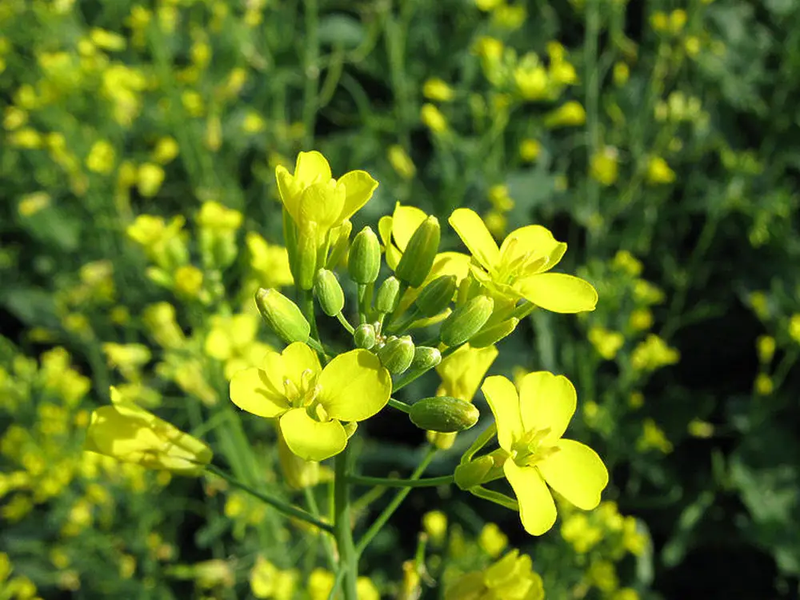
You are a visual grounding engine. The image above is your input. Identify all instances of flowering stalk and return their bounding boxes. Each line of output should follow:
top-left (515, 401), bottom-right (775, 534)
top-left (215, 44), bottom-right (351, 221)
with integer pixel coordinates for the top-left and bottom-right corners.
top-left (333, 446), bottom-right (358, 599)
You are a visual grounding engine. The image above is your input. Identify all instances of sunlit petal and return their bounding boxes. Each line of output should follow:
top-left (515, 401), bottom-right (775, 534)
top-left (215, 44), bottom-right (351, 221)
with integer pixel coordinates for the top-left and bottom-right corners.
top-left (294, 150), bottom-right (332, 188)
top-left (500, 225), bottom-right (566, 273)
top-left (338, 170), bottom-right (379, 222)
top-left (317, 349), bottom-right (391, 422)
top-left (537, 439), bottom-right (608, 510)
top-left (391, 203), bottom-right (428, 251)
top-left (279, 408), bottom-right (348, 461)
top-left (448, 208), bottom-right (500, 271)
top-left (229, 367), bottom-right (289, 418)
top-left (481, 375), bottom-right (523, 451)
top-left (299, 181), bottom-right (346, 231)
top-left (504, 460), bottom-right (557, 535)
top-left (519, 371), bottom-right (576, 444)
top-left (281, 342), bottom-right (322, 386)
top-left (518, 273), bottom-right (598, 313)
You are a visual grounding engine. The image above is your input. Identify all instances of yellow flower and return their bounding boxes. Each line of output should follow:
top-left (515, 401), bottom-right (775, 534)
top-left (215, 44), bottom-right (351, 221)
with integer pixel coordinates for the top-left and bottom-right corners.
top-left (205, 313), bottom-right (272, 380)
top-left (230, 343), bottom-right (391, 461)
top-left (17, 192), bottom-right (50, 217)
top-left (444, 550), bottom-right (544, 600)
top-left (85, 387), bottom-right (212, 475)
top-left (90, 28), bottom-right (126, 51)
top-left (755, 373), bottom-right (773, 396)
top-left (86, 140), bottom-right (116, 174)
top-left (631, 334), bottom-right (679, 371)
top-left (514, 54), bottom-right (549, 101)
top-left (589, 147), bottom-right (619, 186)
top-left (613, 62), bottom-right (630, 86)
top-left (246, 232), bottom-right (294, 289)
top-left (636, 418), bottom-right (673, 453)
top-left (137, 163), bottom-right (166, 197)
top-left (152, 136), bottom-right (179, 164)
top-left (481, 373), bottom-right (608, 535)
top-left (308, 569), bottom-right (380, 600)
top-left (422, 511), bottom-right (448, 545)
top-left (646, 156), bottom-right (676, 184)
top-left (387, 144), bottom-right (416, 179)
top-left (588, 327), bottom-right (624, 360)
top-left (612, 250), bottom-right (643, 276)
top-left (543, 101), bottom-right (586, 128)
top-left (519, 139), bottom-right (541, 162)
top-left (423, 78), bottom-right (455, 102)
top-left (421, 103), bottom-right (448, 133)
top-left (478, 522), bottom-right (508, 558)
top-left (449, 208), bottom-right (598, 312)
top-left (788, 313), bottom-right (800, 343)
top-left (476, 0), bottom-right (504, 10)
top-left (629, 308), bottom-right (653, 331)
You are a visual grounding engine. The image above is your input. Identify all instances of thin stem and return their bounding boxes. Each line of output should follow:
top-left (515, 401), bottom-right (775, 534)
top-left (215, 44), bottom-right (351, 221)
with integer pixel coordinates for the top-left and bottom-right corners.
top-left (355, 447), bottom-right (437, 557)
top-left (388, 398), bottom-right (412, 414)
top-left (584, 0), bottom-right (601, 253)
top-left (302, 0), bottom-right (319, 147)
top-left (333, 447), bottom-right (358, 599)
top-left (304, 486), bottom-right (336, 570)
top-left (336, 311), bottom-right (355, 335)
top-left (205, 464), bottom-right (333, 534)
top-left (302, 288), bottom-right (320, 340)
top-left (347, 474), bottom-right (454, 488)
top-left (461, 423), bottom-right (497, 465)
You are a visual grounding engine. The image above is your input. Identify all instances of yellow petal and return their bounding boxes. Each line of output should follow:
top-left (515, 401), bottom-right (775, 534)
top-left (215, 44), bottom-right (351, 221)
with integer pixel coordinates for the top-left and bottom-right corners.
top-left (280, 341), bottom-right (322, 386)
top-left (437, 344), bottom-right (498, 401)
top-left (537, 439), bottom-right (608, 510)
top-left (378, 215), bottom-right (402, 270)
top-left (279, 408), bottom-right (348, 461)
top-left (481, 375), bottom-right (523, 451)
top-left (391, 203), bottom-right (428, 251)
top-left (503, 460), bottom-right (557, 535)
top-left (448, 208), bottom-right (500, 271)
top-left (204, 326), bottom-right (233, 360)
top-left (317, 349), bottom-right (391, 421)
top-left (294, 150), bottom-right (332, 188)
top-left (518, 273), bottom-right (598, 313)
top-left (428, 251), bottom-right (472, 283)
top-left (229, 367), bottom-right (289, 418)
top-left (338, 170), bottom-right (379, 222)
top-left (299, 181), bottom-right (346, 231)
top-left (518, 371), bottom-right (576, 444)
top-left (275, 165), bottom-right (301, 223)
top-left (500, 225), bottom-right (566, 273)
top-left (230, 313), bottom-right (258, 348)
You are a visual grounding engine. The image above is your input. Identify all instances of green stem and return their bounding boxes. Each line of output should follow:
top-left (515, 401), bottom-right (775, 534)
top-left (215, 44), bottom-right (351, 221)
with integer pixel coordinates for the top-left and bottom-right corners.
top-left (205, 464), bottom-right (333, 533)
top-left (388, 398), bottom-right (412, 414)
top-left (461, 423), bottom-right (497, 465)
top-left (334, 446), bottom-right (358, 599)
top-left (584, 0), bottom-right (601, 252)
top-left (302, 289), bottom-right (320, 340)
top-left (336, 312), bottom-right (355, 335)
top-left (347, 474), bottom-right (454, 488)
top-left (355, 447), bottom-right (437, 557)
top-left (302, 0), bottom-right (319, 147)
top-left (304, 486), bottom-right (336, 570)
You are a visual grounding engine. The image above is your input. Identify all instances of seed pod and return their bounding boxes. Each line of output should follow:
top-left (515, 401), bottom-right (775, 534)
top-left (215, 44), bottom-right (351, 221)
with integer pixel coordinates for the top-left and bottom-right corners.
top-left (255, 288), bottom-right (310, 344)
top-left (375, 276), bottom-right (401, 314)
top-left (395, 216), bottom-right (440, 288)
top-left (348, 226), bottom-right (381, 284)
top-left (377, 335), bottom-right (415, 374)
top-left (409, 396), bottom-right (480, 433)
top-left (469, 317), bottom-right (519, 348)
top-left (354, 323), bottom-right (377, 349)
top-left (314, 269), bottom-right (345, 317)
top-left (415, 275), bottom-right (457, 317)
top-left (440, 295), bottom-right (494, 347)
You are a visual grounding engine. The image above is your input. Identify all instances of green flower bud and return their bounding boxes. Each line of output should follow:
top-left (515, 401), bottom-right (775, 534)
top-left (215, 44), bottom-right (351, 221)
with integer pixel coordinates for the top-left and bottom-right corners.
top-left (395, 216), bottom-right (441, 287)
top-left (354, 323), bottom-right (377, 349)
top-left (377, 335), bottom-right (415, 374)
top-left (415, 275), bottom-right (457, 317)
top-left (348, 226), bottom-right (381, 284)
top-left (314, 269), bottom-right (345, 317)
top-left (469, 317), bottom-right (520, 348)
top-left (375, 276), bottom-right (401, 314)
top-left (411, 345), bottom-right (442, 371)
top-left (255, 288), bottom-right (310, 344)
top-left (454, 455), bottom-right (495, 490)
top-left (410, 396), bottom-right (479, 433)
top-left (296, 223), bottom-right (318, 290)
top-left (440, 295), bottom-right (494, 347)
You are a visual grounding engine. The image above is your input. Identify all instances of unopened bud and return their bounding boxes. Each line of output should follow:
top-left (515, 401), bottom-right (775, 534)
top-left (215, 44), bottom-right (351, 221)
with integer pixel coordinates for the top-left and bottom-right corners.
top-left (377, 335), bottom-right (415, 374)
top-left (440, 295), bottom-right (494, 347)
top-left (348, 227), bottom-right (381, 284)
top-left (296, 223), bottom-right (318, 290)
top-left (415, 275), bottom-right (457, 317)
top-left (410, 396), bottom-right (480, 433)
top-left (314, 269), bottom-right (345, 317)
top-left (410, 346), bottom-right (442, 371)
top-left (255, 288), bottom-right (310, 344)
top-left (354, 323), bottom-right (377, 349)
top-left (375, 276), bottom-right (401, 314)
top-left (326, 220), bottom-right (352, 270)
top-left (395, 216), bottom-right (440, 287)
top-left (469, 317), bottom-right (519, 348)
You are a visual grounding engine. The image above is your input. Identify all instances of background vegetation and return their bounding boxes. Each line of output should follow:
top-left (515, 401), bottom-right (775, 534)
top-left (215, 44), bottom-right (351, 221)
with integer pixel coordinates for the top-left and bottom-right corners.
top-left (1, 0), bottom-right (799, 598)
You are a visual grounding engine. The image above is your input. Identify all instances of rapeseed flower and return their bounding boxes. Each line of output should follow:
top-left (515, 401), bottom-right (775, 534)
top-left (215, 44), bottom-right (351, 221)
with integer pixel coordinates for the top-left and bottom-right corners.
top-left (230, 342), bottom-right (391, 461)
top-left (444, 550), bottom-right (544, 600)
top-left (204, 313), bottom-right (272, 380)
top-left (481, 372), bottom-right (608, 535)
top-left (449, 208), bottom-right (597, 312)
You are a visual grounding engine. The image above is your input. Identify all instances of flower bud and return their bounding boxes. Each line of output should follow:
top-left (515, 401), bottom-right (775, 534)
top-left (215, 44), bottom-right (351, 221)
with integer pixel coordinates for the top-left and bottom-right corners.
top-left (395, 216), bottom-right (441, 287)
top-left (354, 323), bottom-right (377, 349)
top-left (326, 220), bottom-right (352, 270)
top-left (415, 275), bottom-right (457, 317)
top-left (410, 396), bottom-right (480, 433)
top-left (348, 226), bottom-right (381, 284)
top-left (377, 335), bottom-right (415, 374)
top-left (469, 317), bottom-right (519, 348)
top-left (454, 455), bottom-right (496, 490)
top-left (255, 288), bottom-right (310, 344)
top-left (440, 295), bottom-right (494, 347)
top-left (411, 345), bottom-right (442, 371)
top-left (314, 269), bottom-right (345, 317)
top-left (375, 276), bottom-right (401, 314)
top-left (295, 223), bottom-right (318, 290)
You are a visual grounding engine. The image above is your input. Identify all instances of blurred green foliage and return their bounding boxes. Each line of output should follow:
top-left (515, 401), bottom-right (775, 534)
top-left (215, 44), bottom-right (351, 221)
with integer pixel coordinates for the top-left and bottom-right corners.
top-left (1, 0), bottom-right (799, 598)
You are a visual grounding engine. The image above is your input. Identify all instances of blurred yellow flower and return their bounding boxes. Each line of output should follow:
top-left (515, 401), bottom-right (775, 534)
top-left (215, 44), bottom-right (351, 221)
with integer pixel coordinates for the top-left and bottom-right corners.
top-left (422, 510), bottom-right (448, 546)
top-left (445, 550), bottom-right (544, 600)
top-left (152, 137), bottom-right (179, 164)
top-left (90, 28), bottom-right (126, 51)
top-left (17, 192), bottom-right (50, 217)
top-left (590, 146), bottom-right (619, 186)
top-left (588, 327), bottom-right (624, 360)
top-left (478, 522), bottom-right (508, 558)
top-left (86, 140), bottom-right (116, 174)
top-left (387, 144), bottom-right (416, 179)
top-left (636, 419), bottom-right (673, 453)
top-left (519, 139), bottom-right (541, 162)
top-left (629, 308), bottom-right (653, 331)
top-left (755, 373), bottom-right (773, 396)
top-left (612, 250), bottom-right (643, 276)
top-left (646, 156), bottom-right (676, 184)
top-left (788, 313), bottom-right (800, 343)
top-left (423, 78), bottom-right (455, 102)
top-left (756, 335), bottom-right (775, 363)
top-left (205, 313), bottom-right (272, 380)
top-left (544, 101), bottom-right (586, 128)
top-left (631, 334), bottom-right (679, 371)
top-left (137, 163), bottom-right (166, 197)
top-left (421, 103), bottom-right (448, 134)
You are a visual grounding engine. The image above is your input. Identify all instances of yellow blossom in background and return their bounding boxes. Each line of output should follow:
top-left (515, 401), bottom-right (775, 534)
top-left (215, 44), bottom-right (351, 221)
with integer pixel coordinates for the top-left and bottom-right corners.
top-left (493, 4), bottom-right (527, 30)
top-left (613, 62), bottom-right (630, 86)
top-left (242, 110), bottom-right (267, 134)
top-left (230, 343), bottom-right (391, 461)
top-left (245, 232), bottom-right (294, 290)
top-left (590, 146), bottom-right (619, 186)
top-left (475, 0), bottom-right (504, 11)
top-left (688, 419), bottom-right (714, 438)
top-left (85, 387), bottom-right (213, 475)
top-left (423, 78), bottom-right (455, 102)
top-left (788, 314), bottom-right (800, 343)
top-left (544, 101), bottom-right (586, 128)
top-left (629, 308), bottom-right (653, 331)
top-left (85, 140), bottom-right (116, 174)
top-left (646, 156), bottom-right (676, 184)
top-left (250, 556), bottom-right (298, 600)
top-left (137, 163), bottom-right (166, 197)
top-left (636, 419), bottom-right (673, 453)
top-left (478, 522), bottom-right (508, 558)
top-left (755, 373), bottom-right (773, 396)
top-left (102, 343), bottom-right (151, 382)
top-left (422, 510), bottom-right (448, 546)
top-left (519, 139), bottom-right (541, 162)
top-left (488, 184), bottom-right (514, 212)
top-left (174, 265), bottom-right (204, 298)
top-left (421, 103), bottom-right (448, 134)
top-left (152, 137), bottom-right (179, 164)
top-left (204, 313), bottom-right (272, 380)
top-left (633, 280), bottom-right (665, 305)
top-left (17, 192), bottom-right (51, 217)
top-left (561, 512), bottom-right (602, 553)
top-left (481, 373), bottom-right (608, 534)
top-left (3, 106), bottom-right (28, 130)
top-left (631, 334), bottom-right (679, 371)
top-left (514, 54), bottom-right (549, 100)
top-left (387, 144), bottom-right (416, 179)
top-left (90, 28), bottom-right (126, 51)
top-left (756, 335), bottom-right (775, 363)
top-left (445, 550), bottom-right (544, 600)
top-left (588, 327), bottom-right (624, 360)
top-left (612, 250), bottom-right (643, 276)
top-left (748, 291), bottom-right (769, 320)
top-left (308, 569), bottom-right (380, 600)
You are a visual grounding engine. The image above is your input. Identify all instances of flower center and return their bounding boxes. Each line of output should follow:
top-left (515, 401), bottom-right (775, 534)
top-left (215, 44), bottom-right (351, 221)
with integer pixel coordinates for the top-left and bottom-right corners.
top-left (511, 427), bottom-right (559, 467)
top-left (494, 239), bottom-right (549, 285)
top-left (283, 369), bottom-right (321, 409)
